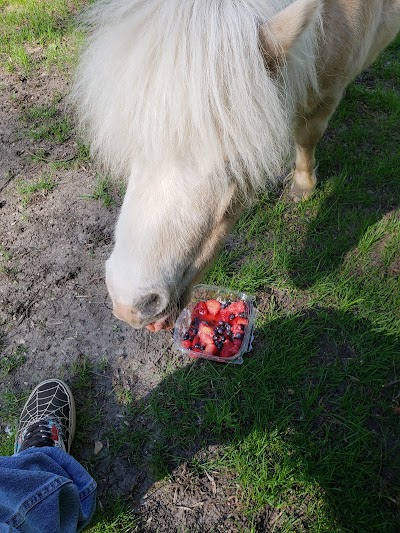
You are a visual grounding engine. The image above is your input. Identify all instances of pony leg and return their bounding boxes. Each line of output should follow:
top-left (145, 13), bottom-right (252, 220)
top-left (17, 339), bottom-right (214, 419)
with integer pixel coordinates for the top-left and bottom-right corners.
top-left (290, 95), bottom-right (341, 202)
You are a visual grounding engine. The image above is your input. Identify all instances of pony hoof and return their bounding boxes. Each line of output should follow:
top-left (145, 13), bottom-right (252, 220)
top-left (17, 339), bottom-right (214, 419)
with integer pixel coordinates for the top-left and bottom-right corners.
top-left (288, 170), bottom-right (316, 202)
top-left (288, 183), bottom-right (314, 203)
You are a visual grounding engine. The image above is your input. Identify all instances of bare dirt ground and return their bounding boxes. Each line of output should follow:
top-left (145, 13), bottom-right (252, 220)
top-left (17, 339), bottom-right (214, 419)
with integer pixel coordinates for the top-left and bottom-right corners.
top-left (0, 69), bottom-right (252, 531)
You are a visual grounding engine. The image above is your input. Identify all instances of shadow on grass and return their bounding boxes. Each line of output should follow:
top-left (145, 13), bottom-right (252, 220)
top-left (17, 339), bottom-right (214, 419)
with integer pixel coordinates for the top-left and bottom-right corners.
top-left (89, 308), bottom-right (400, 532)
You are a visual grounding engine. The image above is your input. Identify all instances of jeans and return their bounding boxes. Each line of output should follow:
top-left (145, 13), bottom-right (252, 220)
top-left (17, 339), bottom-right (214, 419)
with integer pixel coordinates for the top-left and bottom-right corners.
top-left (0, 447), bottom-right (97, 533)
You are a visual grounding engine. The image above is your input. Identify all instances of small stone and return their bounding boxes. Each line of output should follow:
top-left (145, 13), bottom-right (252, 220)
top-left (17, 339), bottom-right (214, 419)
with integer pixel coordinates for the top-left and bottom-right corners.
top-left (94, 441), bottom-right (104, 455)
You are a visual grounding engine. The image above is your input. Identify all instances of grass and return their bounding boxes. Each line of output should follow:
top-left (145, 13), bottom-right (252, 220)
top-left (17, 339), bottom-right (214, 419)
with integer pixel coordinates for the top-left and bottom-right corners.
top-left (0, 1), bottom-right (399, 530)
top-left (143, 35), bottom-right (400, 532)
top-left (0, 245), bottom-right (17, 278)
top-left (0, 389), bottom-right (25, 456)
top-left (17, 174), bottom-right (57, 207)
top-left (21, 100), bottom-right (73, 143)
top-left (82, 174), bottom-right (115, 208)
top-left (0, 345), bottom-right (27, 376)
top-left (86, 500), bottom-right (141, 533)
top-left (0, 0), bottom-right (87, 73)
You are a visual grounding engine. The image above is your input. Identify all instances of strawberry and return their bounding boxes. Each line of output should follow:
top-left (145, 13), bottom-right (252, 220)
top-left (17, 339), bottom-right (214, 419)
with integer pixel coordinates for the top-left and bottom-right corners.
top-left (203, 343), bottom-right (219, 356)
top-left (218, 307), bottom-right (233, 322)
top-left (181, 339), bottom-right (192, 350)
top-left (228, 300), bottom-right (246, 315)
top-left (231, 316), bottom-right (248, 328)
top-left (192, 301), bottom-right (208, 319)
top-left (198, 322), bottom-right (214, 334)
top-left (198, 323), bottom-right (214, 345)
top-left (206, 299), bottom-right (221, 316)
top-left (192, 335), bottom-right (201, 348)
top-left (220, 341), bottom-right (240, 358)
top-left (218, 301), bottom-right (247, 322)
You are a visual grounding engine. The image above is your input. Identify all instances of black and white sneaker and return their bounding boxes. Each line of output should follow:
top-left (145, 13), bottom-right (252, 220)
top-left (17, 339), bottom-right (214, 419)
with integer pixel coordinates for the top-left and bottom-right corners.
top-left (14, 379), bottom-right (76, 455)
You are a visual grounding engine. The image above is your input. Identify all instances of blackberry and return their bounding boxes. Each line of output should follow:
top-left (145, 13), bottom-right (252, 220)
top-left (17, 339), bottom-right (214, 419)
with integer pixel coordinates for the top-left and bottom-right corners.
top-left (183, 332), bottom-right (190, 340)
top-left (194, 343), bottom-right (201, 349)
top-left (233, 333), bottom-right (244, 340)
top-left (229, 314), bottom-right (235, 321)
top-left (238, 312), bottom-right (246, 318)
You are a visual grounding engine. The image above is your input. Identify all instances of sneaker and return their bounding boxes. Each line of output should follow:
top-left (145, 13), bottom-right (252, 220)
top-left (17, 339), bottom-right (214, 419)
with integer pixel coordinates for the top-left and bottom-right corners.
top-left (14, 379), bottom-right (76, 455)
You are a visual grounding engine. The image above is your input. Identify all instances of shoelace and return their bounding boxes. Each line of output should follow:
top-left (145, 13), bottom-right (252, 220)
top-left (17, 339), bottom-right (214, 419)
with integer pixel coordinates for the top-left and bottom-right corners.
top-left (19, 420), bottom-right (59, 452)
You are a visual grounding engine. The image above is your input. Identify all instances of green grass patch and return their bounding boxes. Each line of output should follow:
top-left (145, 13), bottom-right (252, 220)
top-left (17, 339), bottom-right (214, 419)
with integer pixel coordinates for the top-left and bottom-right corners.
top-left (86, 500), bottom-right (141, 533)
top-left (21, 101), bottom-right (73, 143)
top-left (29, 140), bottom-right (91, 170)
top-left (17, 174), bottom-right (57, 207)
top-left (0, 390), bottom-right (25, 456)
top-left (82, 174), bottom-right (115, 208)
top-left (0, 0), bottom-right (87, 73)
top-left (148, 308), bottom-right (400, 531)
top-left (0, 244), bottom-right (16, 278)
top-left (0, 345), bottom-right (27, 376)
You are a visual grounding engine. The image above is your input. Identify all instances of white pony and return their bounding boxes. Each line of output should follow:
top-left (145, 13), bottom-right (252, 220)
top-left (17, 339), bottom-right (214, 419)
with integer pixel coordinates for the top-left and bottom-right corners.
top-left (72, 0), bottom-right (400, 330)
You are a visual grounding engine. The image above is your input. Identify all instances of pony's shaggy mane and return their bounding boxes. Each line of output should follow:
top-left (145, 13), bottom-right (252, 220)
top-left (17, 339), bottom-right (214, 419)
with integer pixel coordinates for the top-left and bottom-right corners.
top-left (71, 0), bottom-right (322, 193)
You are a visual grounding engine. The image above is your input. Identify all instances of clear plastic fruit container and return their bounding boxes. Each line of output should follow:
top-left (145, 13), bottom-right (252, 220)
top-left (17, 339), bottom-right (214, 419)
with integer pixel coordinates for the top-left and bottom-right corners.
top-left (173, 284), bottom-right (256, 364)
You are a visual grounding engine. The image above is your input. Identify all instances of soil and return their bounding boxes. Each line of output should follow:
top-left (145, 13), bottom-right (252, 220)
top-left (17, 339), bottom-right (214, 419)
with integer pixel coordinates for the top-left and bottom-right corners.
top-left (0, 68), bottom-right (257, 531)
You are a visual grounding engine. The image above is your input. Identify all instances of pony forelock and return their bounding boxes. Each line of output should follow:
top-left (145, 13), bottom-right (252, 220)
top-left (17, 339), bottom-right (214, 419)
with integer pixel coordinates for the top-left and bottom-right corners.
top-left (71, 0), bottom-right (322, 194)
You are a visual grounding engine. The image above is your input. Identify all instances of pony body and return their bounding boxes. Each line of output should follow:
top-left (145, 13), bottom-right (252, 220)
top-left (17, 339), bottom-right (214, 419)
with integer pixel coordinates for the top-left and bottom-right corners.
top-left (72, 0), bottom-right (400, 329)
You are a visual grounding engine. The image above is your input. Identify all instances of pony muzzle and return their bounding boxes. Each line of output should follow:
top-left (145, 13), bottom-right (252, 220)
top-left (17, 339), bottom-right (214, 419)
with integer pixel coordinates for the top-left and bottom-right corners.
top-left (112, 292), bottom-right (169, 328)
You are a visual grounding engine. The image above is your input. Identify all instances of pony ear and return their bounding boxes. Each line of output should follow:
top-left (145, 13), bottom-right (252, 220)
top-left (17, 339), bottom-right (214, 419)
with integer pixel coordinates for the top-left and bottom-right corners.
top-left (260, 0), bottom-right (322, 69)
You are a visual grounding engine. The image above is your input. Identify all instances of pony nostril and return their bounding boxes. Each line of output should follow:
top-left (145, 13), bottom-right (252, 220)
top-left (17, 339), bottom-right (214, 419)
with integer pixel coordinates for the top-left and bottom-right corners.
top-left (137, 293), bottom-right (166, 318)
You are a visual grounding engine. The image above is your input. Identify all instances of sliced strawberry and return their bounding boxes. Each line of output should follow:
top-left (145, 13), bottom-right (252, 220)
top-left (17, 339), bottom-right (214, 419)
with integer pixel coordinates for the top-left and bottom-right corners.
top-left (231, 326), bottom-right (241, 337)
top-left (219, 307), bottom-right (233, 322)
top-left (192, 301), bottom-right (209, 319)
top-left (206, 299), bottom-right (221, 316)
top-left (231, 316), bottom-right (248, 328)
top-left (220, 341), bottom-right (240, 358)
top-left (192, 347), bottom-right (203, 353)
top-left (192, 335), bottom-right (201, 347)
top-left (198, 322), bottom-right (214, 334)
top-left (228, 300), bottom-right (246, 315)
top-left (181, 339), bottom-right (192, 350)
top-left (203, 343), bottom-right (219, 356)
top-left (198, 324), bottom-right (214, 345)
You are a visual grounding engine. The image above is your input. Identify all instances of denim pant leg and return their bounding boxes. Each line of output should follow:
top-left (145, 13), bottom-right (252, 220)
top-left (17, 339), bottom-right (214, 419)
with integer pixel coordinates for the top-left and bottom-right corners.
top-left (0, 447), bottom-right (97, 533)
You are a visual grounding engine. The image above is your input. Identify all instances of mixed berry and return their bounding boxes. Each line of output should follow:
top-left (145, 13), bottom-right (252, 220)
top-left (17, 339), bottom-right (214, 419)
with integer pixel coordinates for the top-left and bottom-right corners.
top-left (181, 298), bottom-right (249, 359)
